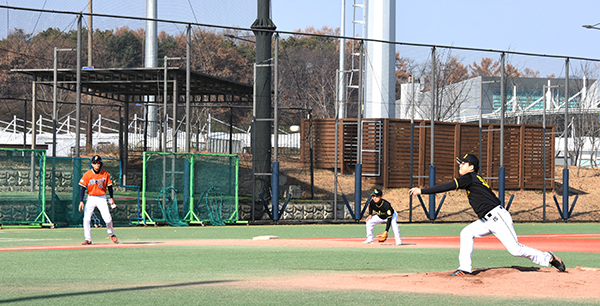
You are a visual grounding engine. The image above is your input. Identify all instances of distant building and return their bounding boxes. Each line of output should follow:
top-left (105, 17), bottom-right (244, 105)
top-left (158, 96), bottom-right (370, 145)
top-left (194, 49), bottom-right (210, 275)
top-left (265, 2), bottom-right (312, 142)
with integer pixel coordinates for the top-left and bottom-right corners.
top-left (397, 76), bottom-right (600, 123)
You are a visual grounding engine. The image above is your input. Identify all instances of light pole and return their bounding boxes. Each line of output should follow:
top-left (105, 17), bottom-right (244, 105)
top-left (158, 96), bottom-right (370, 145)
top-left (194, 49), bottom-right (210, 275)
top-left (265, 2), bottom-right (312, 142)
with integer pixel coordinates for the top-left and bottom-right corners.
top-left (53, 47), bottom-right (76, 157)
top-left (582, 23), bottom-right (600, 30)
top-left (162, 55), bottom-right (184, 152)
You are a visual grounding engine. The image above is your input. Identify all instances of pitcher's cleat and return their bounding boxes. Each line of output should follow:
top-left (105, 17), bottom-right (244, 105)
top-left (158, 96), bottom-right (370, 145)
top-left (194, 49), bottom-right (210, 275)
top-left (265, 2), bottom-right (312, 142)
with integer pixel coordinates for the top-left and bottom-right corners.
top-left (110, 235), bottom-right (119, 244)
top-left (448, 269), bottom-right (471, 276)
top-left (548, 251), bottom-right (566, 272)
top-left (362, 239), bottom-right (374, 244)
top-left (82, 240), bottom-right (92, 245)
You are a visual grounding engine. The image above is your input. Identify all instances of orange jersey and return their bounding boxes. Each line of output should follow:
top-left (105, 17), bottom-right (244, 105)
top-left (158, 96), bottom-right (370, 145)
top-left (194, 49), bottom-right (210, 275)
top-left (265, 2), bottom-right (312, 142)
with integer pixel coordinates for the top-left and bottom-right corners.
top-left (79, 169), bottom-right (113, 196)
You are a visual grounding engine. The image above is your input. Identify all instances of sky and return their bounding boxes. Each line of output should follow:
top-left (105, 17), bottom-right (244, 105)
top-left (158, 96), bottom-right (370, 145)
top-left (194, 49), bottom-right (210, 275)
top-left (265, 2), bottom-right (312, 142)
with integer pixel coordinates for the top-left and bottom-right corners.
top-left (2, 0), bottom-right (600, 74)
top-left (283, 0), bottom-right (600, 59)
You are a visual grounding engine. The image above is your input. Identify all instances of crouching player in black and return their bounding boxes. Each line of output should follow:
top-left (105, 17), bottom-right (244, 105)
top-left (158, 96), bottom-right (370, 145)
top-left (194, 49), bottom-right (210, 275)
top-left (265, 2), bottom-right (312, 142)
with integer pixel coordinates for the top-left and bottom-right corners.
top-left (363, 189), bottom-right (402, 245)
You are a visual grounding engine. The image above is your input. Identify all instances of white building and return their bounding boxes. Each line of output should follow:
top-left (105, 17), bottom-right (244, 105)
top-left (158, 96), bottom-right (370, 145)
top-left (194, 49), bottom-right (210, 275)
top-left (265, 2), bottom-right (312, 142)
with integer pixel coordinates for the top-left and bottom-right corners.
top-left (398, 76), bottom-right (600, 123)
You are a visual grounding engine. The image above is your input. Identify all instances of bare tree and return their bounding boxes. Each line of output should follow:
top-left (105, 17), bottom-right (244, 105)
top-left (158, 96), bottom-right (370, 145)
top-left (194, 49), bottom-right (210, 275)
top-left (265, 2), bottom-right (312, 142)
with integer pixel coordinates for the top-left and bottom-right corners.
top-left (408, 50), bottom-right (475, 121)
top-left (568, 62), bottom-right (600, 171)
top-left (278, 27), bottom-right (339, 119)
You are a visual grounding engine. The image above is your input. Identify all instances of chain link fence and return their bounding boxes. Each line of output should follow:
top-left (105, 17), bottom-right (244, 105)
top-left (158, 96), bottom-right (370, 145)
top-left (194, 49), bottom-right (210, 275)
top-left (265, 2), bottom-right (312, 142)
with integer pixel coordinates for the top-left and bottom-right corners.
top-left (1, 5), bottom-right (600, 222)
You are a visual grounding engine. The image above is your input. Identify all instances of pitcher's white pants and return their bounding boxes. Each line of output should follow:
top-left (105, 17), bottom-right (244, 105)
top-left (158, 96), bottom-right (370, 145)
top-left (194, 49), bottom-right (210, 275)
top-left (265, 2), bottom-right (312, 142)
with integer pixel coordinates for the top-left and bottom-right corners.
top-left (365, 212), bottom-right (401, 244)
top-left (83, 194), bottom-right (114, 242)
top-left (458, 206), bottom-right (552, 272)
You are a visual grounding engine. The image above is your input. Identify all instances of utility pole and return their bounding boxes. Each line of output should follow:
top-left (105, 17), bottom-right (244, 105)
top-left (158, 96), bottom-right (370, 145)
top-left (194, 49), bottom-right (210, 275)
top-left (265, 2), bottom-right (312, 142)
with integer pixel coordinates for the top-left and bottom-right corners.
top-left (251, 0), bottom-right (276, 208)
top-left (86, 0), bottom-right (93, 154)
top-left (75, 14), bottom-right (82, 157)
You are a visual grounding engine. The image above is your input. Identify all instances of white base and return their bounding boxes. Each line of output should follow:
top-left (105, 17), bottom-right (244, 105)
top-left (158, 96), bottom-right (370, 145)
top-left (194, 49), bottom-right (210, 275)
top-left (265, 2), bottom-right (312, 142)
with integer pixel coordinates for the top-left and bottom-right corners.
top-left (252, 235), bottom-right (279, 240)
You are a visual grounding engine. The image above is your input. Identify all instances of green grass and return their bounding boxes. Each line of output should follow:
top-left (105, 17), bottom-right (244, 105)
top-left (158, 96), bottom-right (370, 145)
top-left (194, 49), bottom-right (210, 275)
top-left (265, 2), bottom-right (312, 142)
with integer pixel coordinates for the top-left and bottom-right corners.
top-left (0, 223), bottom-right (598, 305)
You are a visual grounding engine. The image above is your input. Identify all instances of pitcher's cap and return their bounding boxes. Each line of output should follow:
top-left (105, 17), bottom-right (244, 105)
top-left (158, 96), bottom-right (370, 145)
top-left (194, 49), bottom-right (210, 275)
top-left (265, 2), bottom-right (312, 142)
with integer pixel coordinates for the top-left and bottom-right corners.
top-left (456, 154), bottom-right (478, 171)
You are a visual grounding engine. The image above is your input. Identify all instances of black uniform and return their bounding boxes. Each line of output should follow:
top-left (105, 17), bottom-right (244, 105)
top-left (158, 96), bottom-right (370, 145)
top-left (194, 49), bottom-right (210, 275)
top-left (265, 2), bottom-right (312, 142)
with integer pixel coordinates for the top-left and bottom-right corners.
top-left (420, 171), bottom-right (500, 219)
top-left (414, 153), bottom-right (565, 275)
top-left (368, 199), bottom-right (395, 232)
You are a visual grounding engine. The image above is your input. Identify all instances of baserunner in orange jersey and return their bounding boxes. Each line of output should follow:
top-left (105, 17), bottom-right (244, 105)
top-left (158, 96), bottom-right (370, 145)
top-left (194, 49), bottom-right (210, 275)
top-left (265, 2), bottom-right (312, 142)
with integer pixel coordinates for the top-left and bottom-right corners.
top-left (78, 155), bottom-right (118, 245)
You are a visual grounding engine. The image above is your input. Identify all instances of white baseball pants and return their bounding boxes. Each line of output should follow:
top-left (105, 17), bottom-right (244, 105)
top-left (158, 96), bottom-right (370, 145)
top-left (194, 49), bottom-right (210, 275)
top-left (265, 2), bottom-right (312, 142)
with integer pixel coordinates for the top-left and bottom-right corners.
top-left (365, 211), bottom-right (402, 244)
top-left (458, 205), bottom-right (552, 272)
top-left (82, 194), bottom-right (114, 242)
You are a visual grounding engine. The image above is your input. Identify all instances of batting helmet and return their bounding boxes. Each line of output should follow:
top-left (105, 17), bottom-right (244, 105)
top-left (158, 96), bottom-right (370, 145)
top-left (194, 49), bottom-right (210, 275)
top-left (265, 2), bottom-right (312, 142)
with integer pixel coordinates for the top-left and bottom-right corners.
top-left (91, 155), bottom-right (103, 165)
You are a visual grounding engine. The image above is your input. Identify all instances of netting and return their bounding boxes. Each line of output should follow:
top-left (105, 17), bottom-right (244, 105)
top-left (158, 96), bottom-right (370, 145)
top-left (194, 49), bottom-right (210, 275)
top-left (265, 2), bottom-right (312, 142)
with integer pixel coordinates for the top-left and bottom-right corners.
top-left (141, 152), bottom-right (238, 225)
top-left (0, 150), bottom-right (138, 227)
top-left (0, 148), bottom-right (49, 226)
top-left (3, 5), bottom-right (599, 224)
top-left (192, 154), bottom-right (238, 224)
top-left (43, 156), bottom-right (140, 227)
top-left (198, 186), bottom-right (225, 226)
top-left (45, 157), bottom-right (89, 227)
top-left (157, 186), bottom-right (188, 227)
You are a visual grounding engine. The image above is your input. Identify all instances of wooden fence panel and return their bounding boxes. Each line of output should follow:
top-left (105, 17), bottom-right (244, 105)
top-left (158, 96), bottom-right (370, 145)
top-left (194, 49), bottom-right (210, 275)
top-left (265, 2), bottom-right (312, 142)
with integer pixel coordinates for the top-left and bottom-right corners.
top-left (386, 120), bottom-right (414, 187)
top-left (431, 122), bottom-right (460, 185)
top-left (361, 120), bottom-right (383, 177)
top-left (522, 126), bottom-right (555, 189)
top-left (503, 125), bottom-right (523, 190)
top-left (301, 119), bottom-right (554, 190)
top-left (457, 124), bottom-right (484, 178)
top-left (300, 119), bottom-right (338, 169)
top-left (341, 121), bottom-right (358, 174)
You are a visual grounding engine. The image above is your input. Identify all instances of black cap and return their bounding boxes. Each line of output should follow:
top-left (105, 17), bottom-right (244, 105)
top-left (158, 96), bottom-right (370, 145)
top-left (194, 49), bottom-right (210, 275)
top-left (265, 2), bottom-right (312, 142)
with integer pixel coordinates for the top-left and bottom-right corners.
top-left (91, 155), bottom-right (103, 164)
top-left (371, 189), bottom-right (383, 196)
top-left (456, 154), bottom-right (479, 171)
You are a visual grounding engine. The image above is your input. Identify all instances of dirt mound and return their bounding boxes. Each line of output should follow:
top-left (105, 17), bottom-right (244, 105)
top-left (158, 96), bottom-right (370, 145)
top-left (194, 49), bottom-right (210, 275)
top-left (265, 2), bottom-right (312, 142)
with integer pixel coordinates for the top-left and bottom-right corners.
top-left (238, 266), bottom-right (600, 299)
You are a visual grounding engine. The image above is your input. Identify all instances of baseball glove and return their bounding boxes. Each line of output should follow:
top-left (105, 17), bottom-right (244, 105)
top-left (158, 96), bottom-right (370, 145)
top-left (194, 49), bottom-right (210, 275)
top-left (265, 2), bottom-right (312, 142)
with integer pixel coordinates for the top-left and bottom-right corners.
top-left (375, 231), bottom-right (388, 243)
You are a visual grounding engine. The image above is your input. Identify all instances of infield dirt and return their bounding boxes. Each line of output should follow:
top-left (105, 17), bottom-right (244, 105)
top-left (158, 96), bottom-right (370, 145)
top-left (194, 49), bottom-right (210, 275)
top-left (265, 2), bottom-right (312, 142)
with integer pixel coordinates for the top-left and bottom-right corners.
top-left (4, 235), bottom-right (598, 300)
top-left (63, 236), bottom-right (600, 300)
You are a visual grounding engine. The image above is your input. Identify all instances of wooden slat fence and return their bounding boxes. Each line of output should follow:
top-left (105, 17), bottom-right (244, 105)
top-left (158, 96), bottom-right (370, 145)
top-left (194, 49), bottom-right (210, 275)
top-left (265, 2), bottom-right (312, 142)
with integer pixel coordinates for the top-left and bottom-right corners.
top-left (301, 118), bottom-right (555, 190)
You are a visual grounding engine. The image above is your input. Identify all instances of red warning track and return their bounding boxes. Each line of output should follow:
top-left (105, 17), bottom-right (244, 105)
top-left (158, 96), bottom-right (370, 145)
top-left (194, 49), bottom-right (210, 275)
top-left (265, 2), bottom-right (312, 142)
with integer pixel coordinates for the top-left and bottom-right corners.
top-left (1, 233), bottom-right (599, 252)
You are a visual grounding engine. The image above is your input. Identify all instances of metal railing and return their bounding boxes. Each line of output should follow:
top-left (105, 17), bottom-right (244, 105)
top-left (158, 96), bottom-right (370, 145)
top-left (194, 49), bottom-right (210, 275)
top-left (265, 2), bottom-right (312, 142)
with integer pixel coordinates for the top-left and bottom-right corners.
top-left (0, 113), bottom-right (301, 156)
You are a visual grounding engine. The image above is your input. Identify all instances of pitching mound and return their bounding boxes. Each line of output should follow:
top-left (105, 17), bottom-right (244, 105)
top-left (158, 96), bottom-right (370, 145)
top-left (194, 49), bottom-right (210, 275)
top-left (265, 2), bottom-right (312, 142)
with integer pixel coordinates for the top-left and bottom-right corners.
top-left (237, 266), bottom-right (600, 299)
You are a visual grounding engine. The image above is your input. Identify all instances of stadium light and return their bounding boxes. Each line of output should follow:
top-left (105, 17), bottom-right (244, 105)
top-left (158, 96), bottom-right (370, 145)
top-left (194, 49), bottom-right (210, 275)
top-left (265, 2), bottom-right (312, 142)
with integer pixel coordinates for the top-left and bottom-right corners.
top-left (53, 47), bottom-right (76, 157)
top-left (582, 22), bottom-right (600, 30)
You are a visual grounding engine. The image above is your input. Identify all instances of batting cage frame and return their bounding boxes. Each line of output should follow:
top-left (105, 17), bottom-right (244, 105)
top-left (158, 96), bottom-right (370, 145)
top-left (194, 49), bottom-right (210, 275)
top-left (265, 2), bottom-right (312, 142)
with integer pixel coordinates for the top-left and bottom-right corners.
top-left (138, 152), bottom-right (239, 226)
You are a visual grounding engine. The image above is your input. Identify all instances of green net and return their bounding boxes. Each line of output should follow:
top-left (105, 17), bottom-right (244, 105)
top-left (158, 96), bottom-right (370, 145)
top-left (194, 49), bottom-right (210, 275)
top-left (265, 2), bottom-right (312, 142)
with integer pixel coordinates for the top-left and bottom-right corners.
top-left (44, 157), bottom-right (138, 227)
top-left (198, 186), bottom-right (225, 226)
top-left (0, 148), bottom-right (48, 226)
top-left (0, 149), bottom-right (139, 227)
top-left (157, 186), bottom-right (188, 227)
top-left (192, 154), bottom-right (238, 225)
top-left (100, 158), bottom-right (122, 186)
top-left (141, 152), bottom-right (238, 225)
top-left (45, 157), bottom-right (89, 227)
top-left (101, 158), bottom-right (143, 225)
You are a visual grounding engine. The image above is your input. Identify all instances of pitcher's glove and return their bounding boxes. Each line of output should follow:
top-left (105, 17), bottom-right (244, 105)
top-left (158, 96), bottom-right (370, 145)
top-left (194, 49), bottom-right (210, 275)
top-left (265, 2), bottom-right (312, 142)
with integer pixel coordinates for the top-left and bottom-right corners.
top-left (375, 231), bottom-right (388, 243)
